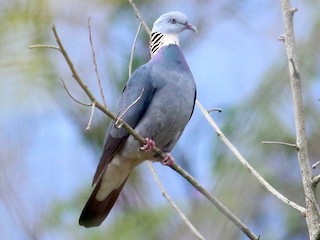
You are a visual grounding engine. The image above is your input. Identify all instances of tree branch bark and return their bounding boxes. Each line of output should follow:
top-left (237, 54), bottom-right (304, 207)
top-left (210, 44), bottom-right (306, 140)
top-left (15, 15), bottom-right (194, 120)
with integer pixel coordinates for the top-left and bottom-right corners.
top-left (280, 1), bottom-right (320, 239)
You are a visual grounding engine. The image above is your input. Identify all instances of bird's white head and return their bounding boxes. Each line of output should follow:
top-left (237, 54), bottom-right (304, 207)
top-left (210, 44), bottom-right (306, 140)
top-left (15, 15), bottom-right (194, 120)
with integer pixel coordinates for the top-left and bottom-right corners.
top-left (150, 11), bottom-right (197, 57)
top-left (152, 11), bottom-right (197, 34)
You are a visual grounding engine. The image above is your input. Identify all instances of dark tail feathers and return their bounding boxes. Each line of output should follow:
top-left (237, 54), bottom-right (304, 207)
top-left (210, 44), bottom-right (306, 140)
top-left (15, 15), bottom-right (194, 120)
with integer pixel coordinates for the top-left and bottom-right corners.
top-left (79, 177), bottom-right (128, 227)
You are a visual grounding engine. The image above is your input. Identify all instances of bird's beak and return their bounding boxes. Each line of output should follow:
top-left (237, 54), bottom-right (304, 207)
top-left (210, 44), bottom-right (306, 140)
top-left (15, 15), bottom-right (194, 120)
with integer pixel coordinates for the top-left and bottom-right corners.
top-left (186, 23), bottom-right (198, 33)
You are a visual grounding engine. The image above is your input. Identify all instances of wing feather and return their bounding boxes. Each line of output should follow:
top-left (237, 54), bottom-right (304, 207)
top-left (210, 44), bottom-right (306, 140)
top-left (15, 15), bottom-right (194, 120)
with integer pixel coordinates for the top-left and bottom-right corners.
top-left (92, 66), bottom-right (155, 184)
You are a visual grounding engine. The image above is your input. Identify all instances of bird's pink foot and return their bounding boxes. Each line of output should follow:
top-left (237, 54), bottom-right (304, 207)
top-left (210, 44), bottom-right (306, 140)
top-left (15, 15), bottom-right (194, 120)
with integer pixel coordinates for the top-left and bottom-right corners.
top-left (161, 153), bottom-right (175, 167)
top-left (140, 138), bottom-right (156, 151)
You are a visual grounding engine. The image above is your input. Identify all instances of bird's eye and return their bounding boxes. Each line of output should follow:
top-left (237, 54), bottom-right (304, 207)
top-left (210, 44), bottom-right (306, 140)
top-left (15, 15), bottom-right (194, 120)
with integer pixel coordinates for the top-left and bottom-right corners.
top-left (170, 18), bottom-right (177, 24)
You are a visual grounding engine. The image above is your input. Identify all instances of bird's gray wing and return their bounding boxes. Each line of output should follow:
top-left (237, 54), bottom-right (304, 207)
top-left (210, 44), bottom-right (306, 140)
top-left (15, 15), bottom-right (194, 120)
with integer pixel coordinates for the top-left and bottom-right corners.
top-left (92, 66), bottom-right (155, 184)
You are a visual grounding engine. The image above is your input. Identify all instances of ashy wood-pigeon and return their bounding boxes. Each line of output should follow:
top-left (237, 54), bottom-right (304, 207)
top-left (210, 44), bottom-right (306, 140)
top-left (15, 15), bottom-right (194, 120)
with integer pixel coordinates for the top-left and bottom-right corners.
top-left (79, 11), bottom-right (197, 227)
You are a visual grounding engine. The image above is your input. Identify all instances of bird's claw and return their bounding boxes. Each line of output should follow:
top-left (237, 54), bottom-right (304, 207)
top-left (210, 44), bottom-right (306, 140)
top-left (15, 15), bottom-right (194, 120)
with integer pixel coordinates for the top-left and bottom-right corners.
top-left (140, 138), bottom-right (156, 151)
top-left (140, 139), bottom-right (174, 167)
top-left (161, 153), bottom-right (175, 167)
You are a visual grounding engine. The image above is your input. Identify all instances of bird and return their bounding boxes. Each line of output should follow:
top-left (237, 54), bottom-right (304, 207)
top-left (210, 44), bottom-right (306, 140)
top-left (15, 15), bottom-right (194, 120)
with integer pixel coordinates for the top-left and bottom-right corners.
top-left (79, 11), bottom-right (197, 227)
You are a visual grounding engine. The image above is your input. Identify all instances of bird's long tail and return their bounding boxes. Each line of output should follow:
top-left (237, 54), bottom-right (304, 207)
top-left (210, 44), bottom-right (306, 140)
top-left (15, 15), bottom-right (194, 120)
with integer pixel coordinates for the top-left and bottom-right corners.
top-left (79, 175), bottom-right (129, 227)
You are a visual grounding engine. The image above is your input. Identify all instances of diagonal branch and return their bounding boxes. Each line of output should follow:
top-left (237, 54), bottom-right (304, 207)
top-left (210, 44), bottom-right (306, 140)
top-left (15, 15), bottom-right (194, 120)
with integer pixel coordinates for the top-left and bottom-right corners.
top-left (196, 100), bottom-right (306, 215)
top-left (147, 162), bottom-right (205, 240)
top-left (128, 0), bottom-right (151, 36)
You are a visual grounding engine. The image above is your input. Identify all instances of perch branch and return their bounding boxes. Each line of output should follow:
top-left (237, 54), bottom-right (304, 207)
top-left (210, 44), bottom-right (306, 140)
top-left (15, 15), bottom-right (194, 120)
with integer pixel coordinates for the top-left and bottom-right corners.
top-left (171, 160), bottom-right (260, 240)
top-left (35, 24), bottom-right (260, 240)
top-left (196, 100), bottom-right (306, 215)
top-left (280, 1), bottom-right (320, 239)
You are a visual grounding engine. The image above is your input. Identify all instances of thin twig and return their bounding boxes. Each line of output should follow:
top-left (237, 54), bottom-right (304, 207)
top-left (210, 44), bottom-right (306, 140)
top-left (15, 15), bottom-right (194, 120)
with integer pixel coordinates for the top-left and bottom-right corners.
top-left (88, 17), bottom-right (107, 107)
top-left (129, 22), bottom-right (142, 78)
top-left (312, 161), bottom-right (320, 170)
top-left (147, 162), bottom-right (205, 240)
top-left (313, 175), bottom-right (320, 185)
top-left (128, 0), bottom-right (151, 36)
top-left (86, 101), bottom-right (96, 131)
top-left (196, 100), bottom-right (306, 215)
top-left (207, 108), bottom-right (223, 113)
top-left (261, 141), bottom-right (298, 149)
top-left (47, 24), bottom-right (259, 240)
top-left (114, 88), bottom-right (144, 129)
top-left (29, 44), bottom-right (60, 50)
top-left (60, 79), bottom-right (91, 106)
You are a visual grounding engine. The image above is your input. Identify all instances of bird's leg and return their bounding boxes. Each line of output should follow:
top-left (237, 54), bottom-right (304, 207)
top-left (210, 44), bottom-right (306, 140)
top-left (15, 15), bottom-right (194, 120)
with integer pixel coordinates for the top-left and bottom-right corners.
top-left (140, 138), bottom-right (156, 151)
top-left (140, 138), bottom-right (175, 167)
top-left (161, 153), bottom-right (175, 167)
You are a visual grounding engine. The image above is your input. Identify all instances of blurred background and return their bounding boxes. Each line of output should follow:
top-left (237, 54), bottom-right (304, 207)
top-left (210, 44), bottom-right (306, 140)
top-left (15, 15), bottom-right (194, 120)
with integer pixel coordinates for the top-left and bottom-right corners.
top-left (1, 0), bottom-right (320, 239)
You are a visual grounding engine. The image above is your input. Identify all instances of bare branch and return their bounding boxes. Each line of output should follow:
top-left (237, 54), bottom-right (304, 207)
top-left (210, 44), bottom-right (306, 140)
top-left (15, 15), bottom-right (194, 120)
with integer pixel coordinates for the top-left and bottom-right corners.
top-left (312, 161), bottom-right (320, 170)
top-left (313, 175), bottom-right (320, 185)
top-left (128, 0), bottom-right (151, 36)
top-left (29, 44), bottom-right (60, 50)
top-left (88, 17), bottom-right (107, 107)
top-left (207, 108), bottom-right (223, 113)
top-left (196, 100), bottom-right (306, 215)
top-left (171, 161), bottom-right (259, 240)
top-left (147, 162), bottom-right (205, 240)
top-left (280, 0), bottom-right (320, 238)
top-left (60, 79), bottom-right (91, 106)
top-left (129, 23), bottom-right (142, 78)
top-left (86, 101), bottom-right (96, 132)
top-left (261, 141), bottom-right (298, 149)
